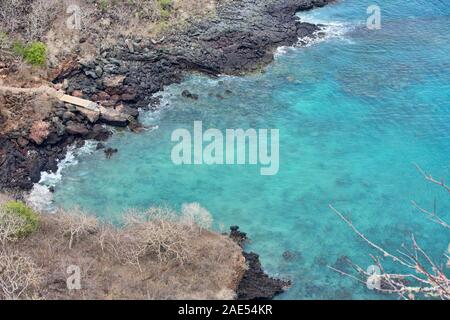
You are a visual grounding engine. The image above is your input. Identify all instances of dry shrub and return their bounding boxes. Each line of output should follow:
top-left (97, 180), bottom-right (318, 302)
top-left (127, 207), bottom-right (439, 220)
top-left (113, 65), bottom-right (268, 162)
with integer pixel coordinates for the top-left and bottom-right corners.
top-left (331, 165), bottom-right (450, 299)
top-left (107, 207), bottom-right (193, 270)
top-left (0, 250), bottom-right (42, 300)
top-left (0, 203), bottom-right (245, 300)
top-left (0, 0), bottom-right (29, 35)
top-left (115, 0), bottom-right (160, 21)
top-left (173, 0), bottom-right (217, 20)
top-left (50, 209), bottom-right (99, 249)
top-left (29, 120), bottom-right (50, 145)
top-left (79, 0), bottom-right (160, 35)
top-left (447, 246), bottom-right (450, 269)
top-left (0, 31), bottom-right (10, 50)
top-left (0, 194), bottom-right (10, 206)
top-left (140, 229), bottom-right (245, 300)
top-left (181, 202), bottom-right (213, 232)
top-left (0, 0), bottom-right (61, 41)
top-left (139, 0), bottom-right (161, 21)
top-left (25, 0), bottom-right (62, 41)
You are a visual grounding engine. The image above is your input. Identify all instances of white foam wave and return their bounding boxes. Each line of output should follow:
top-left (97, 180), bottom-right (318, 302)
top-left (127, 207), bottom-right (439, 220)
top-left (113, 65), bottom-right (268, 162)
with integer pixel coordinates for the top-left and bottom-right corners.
top-left (275, 46), bottom-right (290, 56)
top-left (274, 20), bottom-right (354, 57)
top-left (26, 184), bottom-right (55, 213)
top-left (300, 21), bottom-right (355, 47)
top-left (275, 18), bottom-right (356, 57)
top-left (27, 140), bottom-right (98, 212)
top-left (141, 85), bottom-right (191, 126)
top-left (141, 107), bottom-right (164, 126)
top-left (295, 11), bottom-right (360, 47)
top-left (39, 140), bottom-right (97, 187)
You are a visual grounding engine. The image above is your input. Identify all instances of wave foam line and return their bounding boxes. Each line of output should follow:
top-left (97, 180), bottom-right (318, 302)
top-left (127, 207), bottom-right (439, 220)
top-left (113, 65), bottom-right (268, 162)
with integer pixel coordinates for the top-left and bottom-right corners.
top-left (39, 140), bottom-right (98, 187)
top-left (26, 140), bottom-right (98, 212)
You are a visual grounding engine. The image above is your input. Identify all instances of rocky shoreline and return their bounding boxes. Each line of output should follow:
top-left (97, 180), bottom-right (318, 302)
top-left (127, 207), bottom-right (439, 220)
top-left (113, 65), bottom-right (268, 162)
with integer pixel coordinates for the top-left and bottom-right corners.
top-left (230, 226), bottom-right (291, 300)
top-left (1, 0), bottom-right (332, 191)
top-left (0, 0), bottom-right (333, 299)
top-left (63, 0), bottom-right (330, 108)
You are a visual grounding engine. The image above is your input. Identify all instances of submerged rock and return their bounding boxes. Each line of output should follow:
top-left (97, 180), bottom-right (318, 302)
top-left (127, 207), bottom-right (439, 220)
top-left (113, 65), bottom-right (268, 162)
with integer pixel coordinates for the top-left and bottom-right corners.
top-left (181, 90), bottom-right (199, 100)
top-left (104, 147), bottom-right (118, 159)
top-left (282, 250), bottom-right (300, 262)
top-left (96, 143), bottom-right (105, 150)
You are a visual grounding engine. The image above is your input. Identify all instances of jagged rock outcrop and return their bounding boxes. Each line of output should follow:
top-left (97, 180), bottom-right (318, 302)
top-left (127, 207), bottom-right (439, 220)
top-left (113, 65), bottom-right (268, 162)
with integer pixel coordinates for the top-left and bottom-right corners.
top-left (229, 226), bottom-right (291, 300)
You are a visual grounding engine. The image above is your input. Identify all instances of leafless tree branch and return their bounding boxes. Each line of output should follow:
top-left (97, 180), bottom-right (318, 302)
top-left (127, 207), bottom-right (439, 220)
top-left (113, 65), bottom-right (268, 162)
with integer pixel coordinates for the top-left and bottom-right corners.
top-left (415, 163), bottom-right (450, 194)
top-left (329, 205), bottom-right (450, 300)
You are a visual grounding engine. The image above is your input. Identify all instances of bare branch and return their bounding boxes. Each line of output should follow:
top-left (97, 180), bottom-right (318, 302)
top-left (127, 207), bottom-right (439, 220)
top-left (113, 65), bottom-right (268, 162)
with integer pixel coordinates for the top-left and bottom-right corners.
top-left (329, 205), bottom-right (414, 268)
top-left (0, 250), bottom-right (41, 300)
top-left (415, 163), bottom-right (450, 194)
top-left (411, 200), bottom-right (450, 230)
top-left (330, 205), bottom-right (450, 300)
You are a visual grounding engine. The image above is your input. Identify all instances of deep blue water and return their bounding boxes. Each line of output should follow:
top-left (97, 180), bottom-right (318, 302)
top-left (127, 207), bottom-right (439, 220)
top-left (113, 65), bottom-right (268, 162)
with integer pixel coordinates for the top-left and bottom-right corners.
top-left (45, 0), bottom-right (450, 299)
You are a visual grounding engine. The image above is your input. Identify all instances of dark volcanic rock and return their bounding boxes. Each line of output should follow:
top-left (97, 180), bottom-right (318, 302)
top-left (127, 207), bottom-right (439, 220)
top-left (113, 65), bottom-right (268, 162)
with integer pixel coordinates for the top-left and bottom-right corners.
top-left (181, 90), bottom-right (199, 100)
top-left (0, 133), bottom-right (72, 191)
top-left (229, 226), bottom-right (291, 300)
top-left (104, 147), bottom-right (118, 159)
top-left (96, 142), bottom-right (105, 150)
top-left (230, 225), bottom-right (248, 247)
top-left (66, 122), bottom-right (89, 136)
top-left (237, 252), bottom-right (291, 300)
top-left (64, 0), bottom-right (333, 109)
top-left (88, 124), bottom-right (111, 141)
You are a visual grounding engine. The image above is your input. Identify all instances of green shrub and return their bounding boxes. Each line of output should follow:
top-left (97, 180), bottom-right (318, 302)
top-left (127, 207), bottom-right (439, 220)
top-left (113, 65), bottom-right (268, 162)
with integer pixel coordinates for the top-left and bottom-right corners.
top-left (11, 41), bottom-right (47, 66)
top-left (97, 0), bottom-right (110, 11)
top-left (158, 0), bottom-right (173, 10)
top-left (23, 42), bottom-right (47, 66)
top-left (1, 201), bottom-right (39, 238)
top-left (157, 0), bottom-right (173, 20)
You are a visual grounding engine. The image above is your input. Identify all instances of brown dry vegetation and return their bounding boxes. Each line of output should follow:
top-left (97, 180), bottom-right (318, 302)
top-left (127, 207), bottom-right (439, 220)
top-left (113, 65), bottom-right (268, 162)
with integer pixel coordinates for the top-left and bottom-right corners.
top-left (0, 195), bottom-right (246, 300)
top-left (0, 0), bottom-right (225, 73)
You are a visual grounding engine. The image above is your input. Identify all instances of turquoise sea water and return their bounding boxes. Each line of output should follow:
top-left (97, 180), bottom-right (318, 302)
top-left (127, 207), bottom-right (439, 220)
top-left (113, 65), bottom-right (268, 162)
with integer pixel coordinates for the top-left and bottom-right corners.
top-left (48, 0), bottom-right (450, 299)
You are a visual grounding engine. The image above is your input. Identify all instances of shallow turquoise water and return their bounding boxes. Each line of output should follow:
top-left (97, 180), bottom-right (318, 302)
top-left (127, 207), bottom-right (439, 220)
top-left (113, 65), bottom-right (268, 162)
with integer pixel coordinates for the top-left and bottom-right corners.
top-left (50, 0), bottom-right (450, 299)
